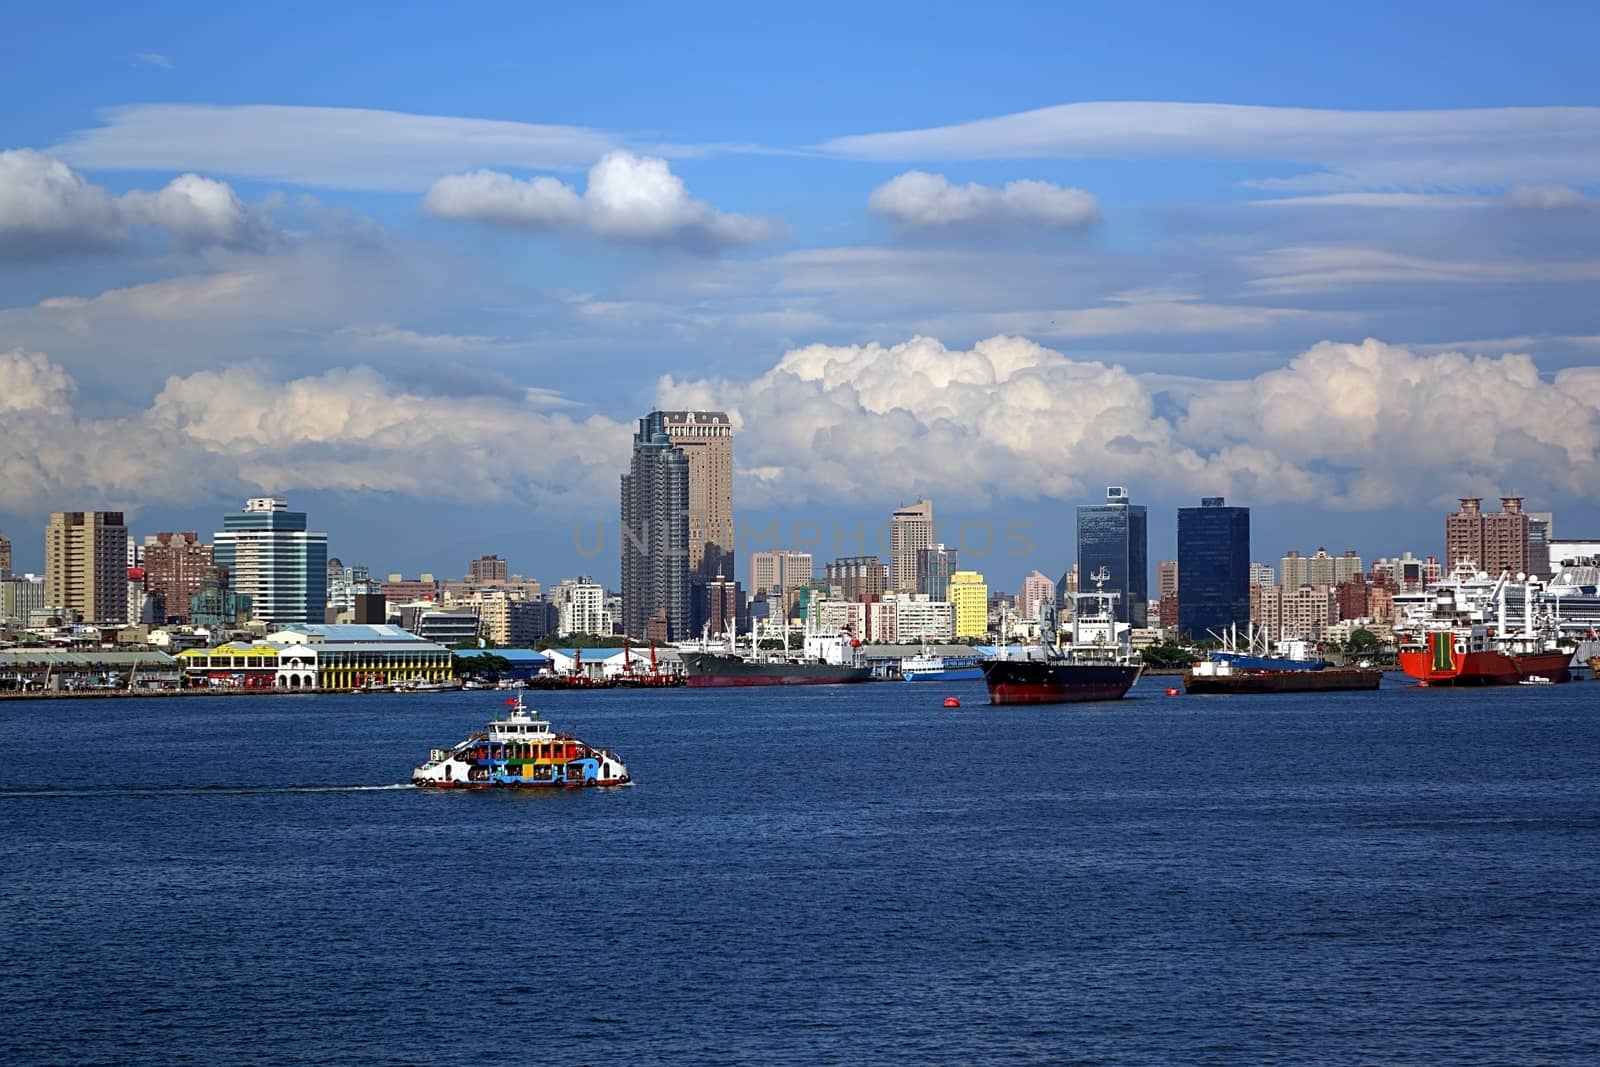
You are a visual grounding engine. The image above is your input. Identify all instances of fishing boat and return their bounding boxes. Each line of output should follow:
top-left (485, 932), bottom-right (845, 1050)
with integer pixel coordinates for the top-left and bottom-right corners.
top-left (411, 694), bottom-right (631, 789)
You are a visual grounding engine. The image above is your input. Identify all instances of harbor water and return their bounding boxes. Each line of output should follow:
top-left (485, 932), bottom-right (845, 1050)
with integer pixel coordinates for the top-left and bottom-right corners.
top-left (4, 676), bottom-right (1599, 1064)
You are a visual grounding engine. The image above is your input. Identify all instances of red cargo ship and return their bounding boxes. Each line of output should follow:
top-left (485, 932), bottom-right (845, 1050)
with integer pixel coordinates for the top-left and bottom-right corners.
top-left (1396, 570), bottom-right (1575, 686)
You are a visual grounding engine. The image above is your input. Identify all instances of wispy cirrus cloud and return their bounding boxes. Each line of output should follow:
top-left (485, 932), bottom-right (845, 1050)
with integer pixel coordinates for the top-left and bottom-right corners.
top-left (131, 52), bottom-right (172, 69)
top-left (54, 104), bottom-right (619, 191)
top-left (823, 101), bottom-right (1600, 191)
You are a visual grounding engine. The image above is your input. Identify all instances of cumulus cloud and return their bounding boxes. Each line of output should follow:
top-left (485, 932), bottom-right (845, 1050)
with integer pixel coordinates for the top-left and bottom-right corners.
top-left (0, 349), bottom-right (76, 415)
top-left (0, 149), bottom-right (274, 258)
top-left (869, 171), bottom-right (1101, 231)
top-left (0, 353), bottom-right (630, 512)
top-left (120, 172), bottom-right (272, 250)
top-left (0, 149), bottom-right (127, 257)
top-left (423, 150), bottom-right (788, 250)
top-left (658, 334), bottom-right (1600, 510)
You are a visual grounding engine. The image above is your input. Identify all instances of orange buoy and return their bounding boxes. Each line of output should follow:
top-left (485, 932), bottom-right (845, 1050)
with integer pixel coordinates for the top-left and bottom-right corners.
top-left (943, 696), bottom-right (961, 708)
top-left (1165, 687), bottom-right (1181, 697)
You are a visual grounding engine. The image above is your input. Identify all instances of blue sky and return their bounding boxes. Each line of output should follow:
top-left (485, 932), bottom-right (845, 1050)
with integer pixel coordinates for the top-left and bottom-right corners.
top-left (3, 1), bottom-right (1600, 590)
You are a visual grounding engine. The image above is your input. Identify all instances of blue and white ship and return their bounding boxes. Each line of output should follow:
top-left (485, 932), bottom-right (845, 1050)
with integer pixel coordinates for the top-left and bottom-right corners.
top-left (899, 641), bottom-right (984, 681)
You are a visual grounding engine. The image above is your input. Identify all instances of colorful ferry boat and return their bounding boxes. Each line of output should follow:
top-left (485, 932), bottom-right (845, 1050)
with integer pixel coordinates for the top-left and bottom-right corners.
top-left (411, 695), bottom-right (631, 789)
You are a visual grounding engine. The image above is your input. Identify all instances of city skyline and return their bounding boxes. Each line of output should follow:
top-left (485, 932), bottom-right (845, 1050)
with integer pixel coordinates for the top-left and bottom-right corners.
top-left (4, 4), bottom-right (1600, 583)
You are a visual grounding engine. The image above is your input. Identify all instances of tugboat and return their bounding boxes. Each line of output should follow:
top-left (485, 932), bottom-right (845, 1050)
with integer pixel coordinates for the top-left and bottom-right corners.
top-left (981, 568), bottom-right (1144, 705)
top-left (411, 694), bottom-right (631, 789)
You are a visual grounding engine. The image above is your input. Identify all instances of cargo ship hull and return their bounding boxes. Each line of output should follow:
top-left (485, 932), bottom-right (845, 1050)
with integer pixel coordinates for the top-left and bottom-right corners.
top-left (981, 660), bottom-right (1143, 705)
top-left (1398, 646), bottom-right (1574, 685)
top-left (680, 652), bottom-right (871, 687)
top-left (1184, 667), bottom-right (1382, 695)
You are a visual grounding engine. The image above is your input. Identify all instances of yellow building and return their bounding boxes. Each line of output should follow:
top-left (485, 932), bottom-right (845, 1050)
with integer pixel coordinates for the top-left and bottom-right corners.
top-left (176, 642), bottom-right (281, 689)
top-left (948, 570), bottom-right (989, 639)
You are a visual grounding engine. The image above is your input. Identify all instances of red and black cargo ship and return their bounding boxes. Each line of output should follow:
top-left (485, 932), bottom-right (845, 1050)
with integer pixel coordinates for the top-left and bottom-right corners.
top-left (981, 658), bottom-right (1143, 705)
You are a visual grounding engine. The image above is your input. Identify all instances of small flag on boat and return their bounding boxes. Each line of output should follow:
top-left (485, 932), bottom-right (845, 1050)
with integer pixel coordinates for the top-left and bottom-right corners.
top-left (505, 697), bottom-right (517, 706)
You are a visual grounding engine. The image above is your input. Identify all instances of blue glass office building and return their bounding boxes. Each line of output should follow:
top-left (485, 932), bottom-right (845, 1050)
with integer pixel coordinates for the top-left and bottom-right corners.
top-left (213, 498), bottom-right (328, 627)
top-left (1177, 496), bottom-right (1250, 639)
top-left (1076, 486), bottom-right (1147, 627)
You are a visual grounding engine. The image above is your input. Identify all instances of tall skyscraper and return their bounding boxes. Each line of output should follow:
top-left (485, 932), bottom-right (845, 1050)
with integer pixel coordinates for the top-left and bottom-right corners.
top-left (468, 554), bottom-right (509, 585)
top-left (1177, 496), bottom-right (1250, 639)
top-left (890, 499), bottom-right (934, 593)
top-left (948, 570), bottom-right (989, 638)
top-left (655, 410), bottom-right (734, 583)
top-left (1076, 486), bottom-right (1148, 627)
top-left (748, 550), bottom-right (813, 618)
top-left (141, 532), bottom-right (214, 623)
top-left (1528, 512), bottom-right (1554, 577)
top-left (0, 530), bottom-right (10, 579)
top-left (44, 511), bottom-right (128, 623)
top-left (1446, 496), bottom-right (1530, 575)
top-left (1019, 570), bottom-right (1055, 622)
top-left (1158, 560), bottom-right (1180, 602)
top-left (213, 498), bottom-right (328, 627)
top-left (620, 414), bottom-right (691, 639)
top-left (915, 544), bottom-right (958, 601)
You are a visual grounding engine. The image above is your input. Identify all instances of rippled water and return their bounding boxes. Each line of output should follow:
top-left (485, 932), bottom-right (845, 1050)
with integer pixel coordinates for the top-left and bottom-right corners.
top-left (4, 676), bottom-right (1600, 1064)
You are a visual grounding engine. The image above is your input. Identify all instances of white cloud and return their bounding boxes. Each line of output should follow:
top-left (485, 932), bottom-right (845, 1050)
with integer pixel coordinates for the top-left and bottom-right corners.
top-left (0, 149), bottom-right (127, 257)
top-left (1250, 192), bottom-right (1490, 209)
top-left (131, 52), bottom-right (172, 69)
top-left (868, 171), bottom-right (1101, 230)
top-left (823, 102), bottom-right (1600, 191)
top-left (424, 150), bottom-right (788, 250)
top-left (0, 150), bottom-right (274, 259)
top-left (336, 323), bottom-right (500, 351)
top-left (55, 104), bottom-right (619, 191)
top-left (0, 349), bottom-right (75, 415)
top-left (1502, 184), bottom-right (1592, 210)
top-left (120, 173), bottom-right (270, 250)
top-left (1244, 245), bottom-right (1600, 293)
top-left (657, 334), bottom-right (1600, 511)
top-left (0, 353), bottom-right (630, 512)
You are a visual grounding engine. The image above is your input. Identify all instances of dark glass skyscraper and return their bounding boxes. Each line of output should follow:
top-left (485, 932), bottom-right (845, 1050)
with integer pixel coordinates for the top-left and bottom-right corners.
top-left (915, 544), bottom-right (958, 602)
top-left (620, 413), bottom-right (691, 640)
top-left (1177, 496), bottom-right (1250, 640)
top-left (1076, 486), bottom-right (1148, 627)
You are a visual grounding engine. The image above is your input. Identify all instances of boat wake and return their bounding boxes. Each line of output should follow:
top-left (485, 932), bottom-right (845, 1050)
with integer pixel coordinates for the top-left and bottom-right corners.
top-left (0, 783), bottom-right (415, 800)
